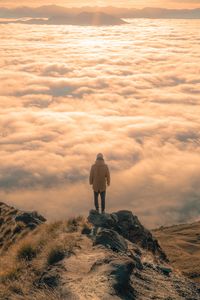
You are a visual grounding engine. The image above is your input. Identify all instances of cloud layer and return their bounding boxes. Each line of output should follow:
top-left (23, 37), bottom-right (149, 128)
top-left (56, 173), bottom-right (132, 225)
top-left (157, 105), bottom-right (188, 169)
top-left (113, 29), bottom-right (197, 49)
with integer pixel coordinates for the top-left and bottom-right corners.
top-left (0, 19), bottom-right (200, 227)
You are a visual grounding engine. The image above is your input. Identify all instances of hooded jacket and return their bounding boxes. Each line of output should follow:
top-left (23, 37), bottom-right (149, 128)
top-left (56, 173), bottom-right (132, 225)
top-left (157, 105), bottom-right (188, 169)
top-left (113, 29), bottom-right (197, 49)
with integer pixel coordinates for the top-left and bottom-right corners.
top-left (89, 159), bottom-right (110, 192)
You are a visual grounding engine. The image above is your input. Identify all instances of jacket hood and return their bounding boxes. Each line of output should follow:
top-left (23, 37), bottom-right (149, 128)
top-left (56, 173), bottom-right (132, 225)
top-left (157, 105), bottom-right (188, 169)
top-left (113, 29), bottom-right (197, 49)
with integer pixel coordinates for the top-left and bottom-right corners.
top-left (95, 159), bottom-right (105, 164)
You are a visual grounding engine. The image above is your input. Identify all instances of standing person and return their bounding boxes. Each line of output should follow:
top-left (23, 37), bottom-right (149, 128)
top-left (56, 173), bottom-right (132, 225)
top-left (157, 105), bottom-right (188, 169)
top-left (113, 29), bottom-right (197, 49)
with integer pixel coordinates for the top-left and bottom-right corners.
top-left (89, 153), bottom-right (110, 214)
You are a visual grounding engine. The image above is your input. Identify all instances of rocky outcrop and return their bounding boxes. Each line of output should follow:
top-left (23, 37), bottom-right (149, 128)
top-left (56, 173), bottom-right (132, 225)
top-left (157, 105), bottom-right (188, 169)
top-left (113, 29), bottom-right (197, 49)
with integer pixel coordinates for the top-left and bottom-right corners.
top-left (82, 209), bottom-right (200, 299)
top-left (88, 209), bottom-right (167, 260)
top-left (94, 228), bottom-right (128, 252)
top-left (0, 202), bottom-right (46, 254)
top-left (15, 211), bottom-right (46, 229)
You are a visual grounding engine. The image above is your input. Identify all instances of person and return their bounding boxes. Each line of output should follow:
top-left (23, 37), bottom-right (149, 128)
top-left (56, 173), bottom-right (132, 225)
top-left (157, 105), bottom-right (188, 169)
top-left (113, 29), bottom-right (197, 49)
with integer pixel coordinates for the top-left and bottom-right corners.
top-left (89, 153), bottom-right (110, 214)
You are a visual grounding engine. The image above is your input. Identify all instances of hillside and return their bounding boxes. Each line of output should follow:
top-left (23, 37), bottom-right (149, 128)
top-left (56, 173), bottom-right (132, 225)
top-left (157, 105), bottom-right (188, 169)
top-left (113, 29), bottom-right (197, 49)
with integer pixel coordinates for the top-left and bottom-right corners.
top-left (0, 203), bottom-right (199, 299)
top-left (154, 221), bottom-right (200, 283)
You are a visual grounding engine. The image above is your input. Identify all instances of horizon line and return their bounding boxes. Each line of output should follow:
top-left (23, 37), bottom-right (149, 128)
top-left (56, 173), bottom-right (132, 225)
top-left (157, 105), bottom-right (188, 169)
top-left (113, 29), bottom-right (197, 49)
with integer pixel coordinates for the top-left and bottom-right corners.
top-left (1, 5), bottom-right (200, 11)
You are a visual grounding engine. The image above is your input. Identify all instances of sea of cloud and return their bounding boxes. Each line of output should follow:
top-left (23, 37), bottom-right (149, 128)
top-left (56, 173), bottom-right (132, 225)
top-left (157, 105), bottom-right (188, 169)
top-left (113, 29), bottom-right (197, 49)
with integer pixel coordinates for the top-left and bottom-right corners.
top-left (0, 19), bottom-right (200, 227)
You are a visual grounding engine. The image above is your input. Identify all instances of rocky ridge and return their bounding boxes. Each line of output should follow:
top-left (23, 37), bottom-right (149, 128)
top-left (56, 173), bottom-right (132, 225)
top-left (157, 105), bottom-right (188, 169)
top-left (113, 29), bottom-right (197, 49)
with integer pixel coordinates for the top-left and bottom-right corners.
top-left (0, 202), bottom-right (46, 254)
top-left (80, 210), bottom-right (200, 299)
top-left (0, 203), bottom-right (199, 299)
top-left (88, 209), bottom-right (167, 260)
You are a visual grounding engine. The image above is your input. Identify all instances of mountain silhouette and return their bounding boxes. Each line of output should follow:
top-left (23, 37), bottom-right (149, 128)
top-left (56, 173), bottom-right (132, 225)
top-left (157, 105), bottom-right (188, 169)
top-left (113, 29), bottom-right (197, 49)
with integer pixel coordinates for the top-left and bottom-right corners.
top-left (1, 5), bottom-right (200, 20)
top-left (0, 12), bottom-right (127, 26)
top-left (48, 12), bottom-right (127, 26)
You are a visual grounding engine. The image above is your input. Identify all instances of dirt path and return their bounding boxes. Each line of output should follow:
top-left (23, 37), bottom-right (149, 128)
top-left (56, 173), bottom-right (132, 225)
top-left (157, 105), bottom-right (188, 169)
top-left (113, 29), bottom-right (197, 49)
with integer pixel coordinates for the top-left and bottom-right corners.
top-left (61, 235), bottom-right (117, 300)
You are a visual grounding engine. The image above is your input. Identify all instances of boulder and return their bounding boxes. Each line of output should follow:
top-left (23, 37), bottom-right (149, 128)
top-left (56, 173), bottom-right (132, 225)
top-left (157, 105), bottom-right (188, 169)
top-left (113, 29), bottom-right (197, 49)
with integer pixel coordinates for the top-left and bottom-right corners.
top-left (94, 228), bottom-right (128, 252)
top-left (88, 209), bottom-right (117, 228)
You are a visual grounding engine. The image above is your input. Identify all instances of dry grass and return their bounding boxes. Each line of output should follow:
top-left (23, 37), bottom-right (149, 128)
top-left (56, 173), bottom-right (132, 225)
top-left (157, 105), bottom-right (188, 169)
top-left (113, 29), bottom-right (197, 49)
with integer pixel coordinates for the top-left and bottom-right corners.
top-left (154, 221), bottom-right (200, 283)
top-left (0, 216), bottom-right (87, 299)
top-left (66, 215), bottom-right (85, 232)
top-left (28, 289), bottom-right (65, 300)
top-left (0, 284), bottom-right (65, 300)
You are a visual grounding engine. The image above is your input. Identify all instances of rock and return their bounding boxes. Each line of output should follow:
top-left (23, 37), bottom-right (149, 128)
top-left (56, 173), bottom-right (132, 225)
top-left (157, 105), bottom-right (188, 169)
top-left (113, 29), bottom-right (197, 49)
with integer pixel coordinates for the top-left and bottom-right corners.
top-left (88, 209), bottom-right (117, 228)
top-left (88, 209), bottom-right (167, 260)
top-left (114, 211), bottom-right (166, 258)
top-left (81, 226), bottom-right (92, 235)
top-left (130, 253), bottom-right (143, 270)
top-left (94, 228), bottom-right (128, 252)
top-left (158, 266), bottom-right (172, 276)
top-left (35, 270), bottom-right (60, 288)
top-left (13, 225), bottom-right (22, 234)
top-left (15, 211), bottom-right (46, 227)
top-left (110, 258), bottom-right (135, 296)
top-left (26, 223), bottom-right (38, 230)
top-left (91, 256), bottom-right (135, 298)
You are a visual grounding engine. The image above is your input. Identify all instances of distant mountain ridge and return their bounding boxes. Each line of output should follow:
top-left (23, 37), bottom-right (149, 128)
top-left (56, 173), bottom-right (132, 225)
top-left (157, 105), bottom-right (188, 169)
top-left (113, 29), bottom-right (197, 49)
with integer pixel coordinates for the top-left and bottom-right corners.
top-left (0, 5), bottom-right (200, 20)
top-left (0, 10), bottom-right (126, 26)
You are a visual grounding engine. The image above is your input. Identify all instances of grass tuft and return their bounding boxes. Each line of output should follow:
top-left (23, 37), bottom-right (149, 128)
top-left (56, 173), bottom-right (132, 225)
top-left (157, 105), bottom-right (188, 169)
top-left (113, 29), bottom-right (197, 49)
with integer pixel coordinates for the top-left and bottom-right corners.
top-left (16, 243), bottom-right (37, 261)
top-left (47, 246), bottom-right (66, 265)
top-left (66, 216), bottom-right (84, 232)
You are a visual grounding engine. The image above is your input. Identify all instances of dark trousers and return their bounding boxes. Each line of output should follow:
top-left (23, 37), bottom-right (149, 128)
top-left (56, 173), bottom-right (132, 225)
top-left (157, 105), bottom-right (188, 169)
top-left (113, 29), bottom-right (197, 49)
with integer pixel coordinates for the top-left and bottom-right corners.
top-left (94, 191), bottom-right (106, 213)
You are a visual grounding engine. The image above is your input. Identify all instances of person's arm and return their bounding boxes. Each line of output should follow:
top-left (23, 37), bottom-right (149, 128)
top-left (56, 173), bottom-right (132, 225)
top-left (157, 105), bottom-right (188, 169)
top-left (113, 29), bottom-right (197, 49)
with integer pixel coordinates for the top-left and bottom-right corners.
top-left (89, 165), bottom-right (94, 185)
top-left (106, 166), bottom-right (110, 186)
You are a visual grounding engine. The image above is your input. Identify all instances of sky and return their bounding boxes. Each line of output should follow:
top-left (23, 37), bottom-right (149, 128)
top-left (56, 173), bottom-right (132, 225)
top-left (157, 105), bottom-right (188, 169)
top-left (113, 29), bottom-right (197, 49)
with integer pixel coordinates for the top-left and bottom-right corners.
top-left (0, 0), bottom-right (200, 9)
top-left (0, 18), bottom-right (200, 228)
